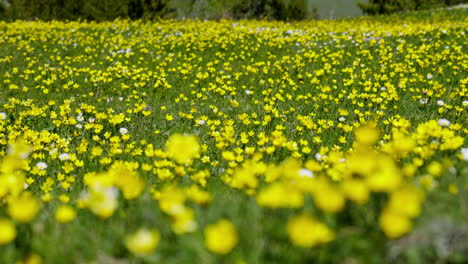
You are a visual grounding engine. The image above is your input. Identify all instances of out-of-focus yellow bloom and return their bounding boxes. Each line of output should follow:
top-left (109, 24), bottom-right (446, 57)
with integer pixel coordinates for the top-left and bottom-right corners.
top-left (184, 185), bottom-right (212, 205)
top-left (365, 155), bottom-right (402, 192)
top-left (387, 184), bottom-right (424, 218)
top-left (165, 134), bottom-right (200, 164)
top-left (313, 183), bottom-right (345, 213)
top-left (427, 161), bottom-right (442, 177)
top-left (55, 205), bottom-right (76, 223)
top-left (355, 124), bottom-right (379, 146)
top-left (448, 184), bottom-right (458, 195)
top-left (8, 192), bottom-right (40, 223)
top-left (7, 138), bottom-right (32, 160)
top-left (257, 183), bottom-right (303, 208)
top-left (379, 209), bottom-right (412, 239)
top-left (110, 163), bottom-right (145, 199)
top-left (286, 214), bottom-right (334, 247)
top-left (18, 254), bottom-right (43, 264)
top-left (204, 219), bottom-right (238, 254)
top-left (341, 179), bottom-right (369, 204)
top-left (171, 207), bottom-right (197, 234)
top-left (80, 185), bottom-right (119, 219)
top-left (0, 219), bottom-right (16, 245)
top-left (125, 228), bottom-right (160, 255)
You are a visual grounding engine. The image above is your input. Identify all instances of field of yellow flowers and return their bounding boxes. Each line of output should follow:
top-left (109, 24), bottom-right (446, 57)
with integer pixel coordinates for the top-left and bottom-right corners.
top-left (0, 8), bottom-right (467, 264)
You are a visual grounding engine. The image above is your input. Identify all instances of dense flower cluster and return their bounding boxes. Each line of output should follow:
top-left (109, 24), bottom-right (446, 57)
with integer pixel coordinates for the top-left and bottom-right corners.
top-left (0, 8), bottom-right (467, 263)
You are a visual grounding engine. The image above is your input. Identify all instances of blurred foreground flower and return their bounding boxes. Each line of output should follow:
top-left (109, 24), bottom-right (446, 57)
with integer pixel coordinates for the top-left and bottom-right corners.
top-left (55, 205), bottom-right (77, 223)
top-left (204, 219), bottom-right (238, 254)
top-left (0, 219), bottom-right (16, 245)
top-left (125, 229), bottom-right (160, 255)
top-left (286, 214), bottom-right (335, 247)
top-left (8, 192), bottom-right (40, 223)
top-left (165, 134), bottom-right (200, 165)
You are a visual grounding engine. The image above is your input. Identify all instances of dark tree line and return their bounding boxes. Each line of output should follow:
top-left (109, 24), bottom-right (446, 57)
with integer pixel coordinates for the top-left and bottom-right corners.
top-left (0, 0), bottom-right (312, 21)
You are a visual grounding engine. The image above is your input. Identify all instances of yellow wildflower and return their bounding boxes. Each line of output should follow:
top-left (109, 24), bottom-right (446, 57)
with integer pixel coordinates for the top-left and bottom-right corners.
top-left (204, 219), bottom-right (238, 254)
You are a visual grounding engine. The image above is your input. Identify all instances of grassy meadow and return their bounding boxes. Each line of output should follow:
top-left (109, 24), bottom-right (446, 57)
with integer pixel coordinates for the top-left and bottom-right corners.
top-left (0, 8), bottom-right (467, 264)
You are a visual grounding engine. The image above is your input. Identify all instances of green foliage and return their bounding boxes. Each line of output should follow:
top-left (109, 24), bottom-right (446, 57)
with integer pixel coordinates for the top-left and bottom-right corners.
top-left (0, 0), bottom-right (314, 20)
top-left (357, 0), bottom-right (467, 15)
top-left (229, 0), bottom-right (309, 20)
top-left (0, 0), bottom-right (173, 20)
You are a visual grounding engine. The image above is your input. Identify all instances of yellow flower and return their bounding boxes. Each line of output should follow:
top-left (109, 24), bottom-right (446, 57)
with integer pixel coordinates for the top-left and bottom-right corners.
top-left (55, 205), bottom-right (76, 223)
top-left (125, 229), bottom-right (160, 256)
top-left (355, 123), bottom-right (379, 146)
top-left (204, 219), bottom-right (238, 254)
top-left (8, 192), bottom-right (40, 223)
top-left (448, 184), bottom-right (458, 195)
top-left (341, 179), bottom-right (369, 204)
top-left (110, 163), bottom-right (145, 200)
top-left (286, 214), bottom-right (334, 247)
top-left (171, 207), bottom-right (198, 234)
top-left (165, 134), bottom-right (200, 165)
top-left (18, 254), bottom-right (42, 264)
top-left (0, 219), bottom-right (16, 245)
top-left (81, 185), bottom-right (119, 219)
top-left (313, 183), bottom-right (345, 213)
top-left (379, 209), bottom-right (412, 239)
top-left (257, 183), bottom-right (303, 208)
top-left (427, 161), bottom-right (442, 177)
top-left (387, 185), bottom-right (424, 218)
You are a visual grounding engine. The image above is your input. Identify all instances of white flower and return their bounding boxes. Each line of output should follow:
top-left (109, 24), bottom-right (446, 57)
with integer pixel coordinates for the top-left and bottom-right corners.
top-left (88, 117), bottom-right (96, 123)
top-left (0, 112), bottom-right (6, 120)
top-left (36, 162), bottom-right (48, 170)
top-left (380, 87), bottom-right (386, 91)
top-left (437, 119), bottom-right (450, 127)
top-left (59, 153), bottom-right (70, 161)
top-left (119, 127), bottom-right (128, 135)
top-left (118, 97), bottom-right (124, 101)
top-left (461, 148), bottom-right (468, 161)
top-left (315, 153), bottom-right (326, 161)
top-left (419, 98), bottom-right (428, 105)
top-left (49, 148), bottom-right (58, 155)
top-left (197, 119), bottom-right (206, 125)
top-left (462, 101), bottom-right (468, 107)
top-left (338, 117), bottom-right (346, 122)
top-left (436, 100), bottom-right (445, 106)
top-left (245, 90), bottom-right (252, 95)
top-left (76, 124), bottom-right (83, 129)
top-left (298, 168), bottom-right (314, 178)
top-left (427, 74), bottom-right (433, 79)
top-left (76, 115), bottom-right (84, 122)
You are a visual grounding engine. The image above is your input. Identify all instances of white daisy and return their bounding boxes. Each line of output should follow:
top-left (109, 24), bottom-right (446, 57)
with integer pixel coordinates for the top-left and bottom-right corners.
top-left (59, 153), bottom-right (70, 161)
top-left (36, 162), bottom-right (48, 170)
top-left (119, 127), bottom-right (128, 135)
top-left (437, 119), bottom-right (450, 127)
